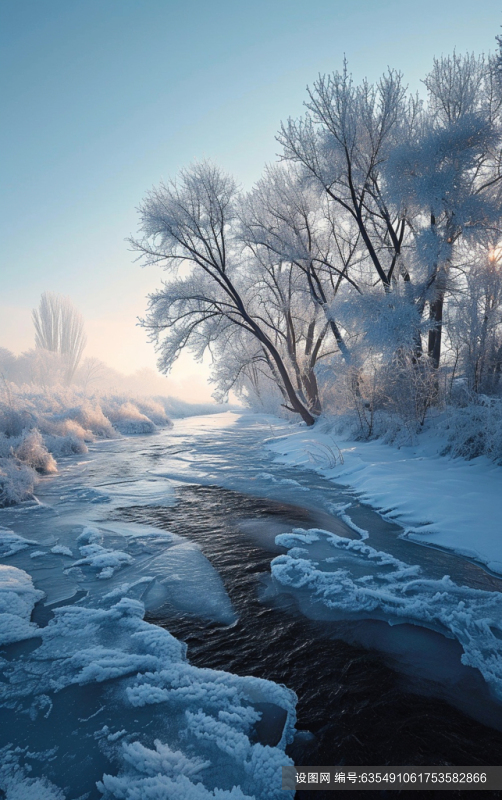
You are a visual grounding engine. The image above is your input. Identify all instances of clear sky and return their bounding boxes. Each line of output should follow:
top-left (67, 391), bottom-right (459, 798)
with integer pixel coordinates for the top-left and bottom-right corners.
top-left (1, 0), bottom-right (501, 399)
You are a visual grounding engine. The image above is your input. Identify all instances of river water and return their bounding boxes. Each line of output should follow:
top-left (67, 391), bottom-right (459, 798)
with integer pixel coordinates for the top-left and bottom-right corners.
top-left (4, 411), bottom-right (502, 799)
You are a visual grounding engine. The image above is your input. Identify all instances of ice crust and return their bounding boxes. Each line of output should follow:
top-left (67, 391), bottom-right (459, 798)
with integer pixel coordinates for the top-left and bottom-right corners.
top-left (0, 527), bottom-right (38, 557)
top-left (0, 508), bottom-right (293, 799)
top-left (2, 518), bottom-right (236, 622)
top-left (72, 526), bottom-right (134, 579)
top-left (272, 527), bottom-right (502, 699)
top-left (0, 584), bottom-right (295, 799)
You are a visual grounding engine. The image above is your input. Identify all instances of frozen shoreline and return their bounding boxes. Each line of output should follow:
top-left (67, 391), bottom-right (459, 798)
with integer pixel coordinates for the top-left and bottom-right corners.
top-left (266, 419), bottom-right (502, 576)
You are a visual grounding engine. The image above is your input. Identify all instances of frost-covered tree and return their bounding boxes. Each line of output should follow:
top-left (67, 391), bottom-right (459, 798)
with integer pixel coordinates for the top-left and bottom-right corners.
top-left (32, 292), bottom-right (87, 384)
top-left (279, 56), bottom-right (502, 374)
top-left (276, 61), bottom-right (431, 414)
top-left (130, 162), bottom-right (317, 424)
top-left (132, 50), bottom-right (502, 436)
top-left (385, 53), bottom-right (502, 368)
top-left (278, 63), bottom-right (416, 292)
top-left (446, 243), bottom-right (502, 394)
top-left (240, 163), bottom-right (359, 366)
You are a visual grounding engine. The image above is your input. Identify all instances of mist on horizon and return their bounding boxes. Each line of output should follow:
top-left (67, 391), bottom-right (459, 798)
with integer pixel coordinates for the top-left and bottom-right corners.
top-left (0, 291), bottom-right (217, 402)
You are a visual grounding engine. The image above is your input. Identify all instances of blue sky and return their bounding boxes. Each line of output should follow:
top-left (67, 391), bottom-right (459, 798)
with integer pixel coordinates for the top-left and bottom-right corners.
top-left (1, 0), bottom-right (501, 393)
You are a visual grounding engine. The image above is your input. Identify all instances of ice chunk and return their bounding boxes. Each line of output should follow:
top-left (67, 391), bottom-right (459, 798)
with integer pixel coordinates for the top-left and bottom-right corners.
top-left (140, 541), bottom-right (237, 624)
top-left (0, 564), bottom-right (44, 645)
top-left (72, 526), bottom-right (133, 579)
top-left (50, 545), bottom-right (73, 557)
top-left (0, 527), bottom-right (37, 557)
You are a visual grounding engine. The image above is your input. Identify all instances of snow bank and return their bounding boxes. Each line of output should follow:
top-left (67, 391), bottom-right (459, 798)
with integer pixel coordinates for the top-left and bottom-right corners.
top-left (267, 421), bottom-right (502, 575)
top-left (271, 527), bottom-right (502, 700)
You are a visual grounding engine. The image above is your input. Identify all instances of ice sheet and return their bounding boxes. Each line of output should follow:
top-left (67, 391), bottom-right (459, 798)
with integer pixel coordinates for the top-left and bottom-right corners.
top-left (0, 592), bottom-right (295, 799)
top-left (272, 527), bottom-right (502, 700)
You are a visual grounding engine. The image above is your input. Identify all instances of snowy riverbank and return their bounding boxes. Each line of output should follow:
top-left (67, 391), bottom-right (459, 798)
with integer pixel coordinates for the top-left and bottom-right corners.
top-left (266, 419), bottom-right (502, 576)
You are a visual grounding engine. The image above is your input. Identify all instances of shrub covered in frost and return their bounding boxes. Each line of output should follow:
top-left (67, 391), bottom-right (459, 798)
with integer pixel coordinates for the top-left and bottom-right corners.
top-left (0, 384), bottom-right (174, 506)
top-left (12, 429), bottom-right (57, 474)
top-left (440, 396), bottom-right (502, 462)
top-left (55, 400), bottom-right (117, 439)
top-left (128, 397), bottom-right (172, 427)
top-left (101, 400), bottom-right (158, 434)
top-left (0, 429), bottom-right (56, 507)
top-left (0, 404), bottom-right (35, 438)
top-left (0, 458), bottom-right (37, 506)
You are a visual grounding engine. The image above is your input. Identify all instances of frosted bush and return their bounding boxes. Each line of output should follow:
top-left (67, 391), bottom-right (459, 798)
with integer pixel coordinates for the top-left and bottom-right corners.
top-left (320, 353), bottom-right (440, 444)
top-left (0, 434), bottom-right (11, 459)
top-left (129, 397), bottom-right (172, 427)
top-left (13, 430), bottom-right (57, 474)
top-left (0, 385), bottom-right (176, 505)
top-left (440, 397), bottom-right (502, 462)
top-left (42, 432), bottom-right (88, 457)
top-left (45, 399), bottom-right (116, 439)
top-left (0, 458), bottom-right (37, 506)
top-left (37, 416), bottom-right (88, 440)
top-left (0, 405), bottom-right (35, 438)
top-left (102, 401), bottom-right (157, 434)
top-left (64, 400), bottom-right (117, 438)
top-left (0, 386), bottom-right (174, 444)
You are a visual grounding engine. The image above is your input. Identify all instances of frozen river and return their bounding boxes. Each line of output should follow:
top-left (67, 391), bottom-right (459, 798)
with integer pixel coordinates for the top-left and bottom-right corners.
top-left (2, 412), bottom-right (502, 799)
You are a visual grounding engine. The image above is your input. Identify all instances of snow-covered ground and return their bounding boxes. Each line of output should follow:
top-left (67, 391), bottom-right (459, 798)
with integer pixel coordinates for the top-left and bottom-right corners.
top-left (267, 422), bottom-right (502, 575)
top-left (263, 417), bottom-right (502, 710)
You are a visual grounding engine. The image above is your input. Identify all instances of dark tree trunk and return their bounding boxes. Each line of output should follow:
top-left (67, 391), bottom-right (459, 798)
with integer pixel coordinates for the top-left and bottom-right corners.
top-left (303, 369), bottom-right (322, 416)
top-left (428, 294), bottom-right (444, 369)
top-left (262, 336), bottom-right (316, 425)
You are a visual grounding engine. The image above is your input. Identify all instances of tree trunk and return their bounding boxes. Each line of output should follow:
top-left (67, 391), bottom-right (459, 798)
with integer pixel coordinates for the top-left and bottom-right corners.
top-left (263, 337), bottom-right (316, 425)
top-left (428, 294), bottom-right (444, 369)
top-left (303, 369), bottom-right (322, 416)
top-left (230, 290), bottom-right (317, 426)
